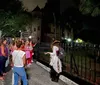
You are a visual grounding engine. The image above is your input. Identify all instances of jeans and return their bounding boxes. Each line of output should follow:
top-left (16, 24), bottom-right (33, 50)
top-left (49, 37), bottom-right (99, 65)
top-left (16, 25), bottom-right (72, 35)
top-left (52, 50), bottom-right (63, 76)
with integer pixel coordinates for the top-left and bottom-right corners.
top-left (13, 67), bottom-right (27, 85)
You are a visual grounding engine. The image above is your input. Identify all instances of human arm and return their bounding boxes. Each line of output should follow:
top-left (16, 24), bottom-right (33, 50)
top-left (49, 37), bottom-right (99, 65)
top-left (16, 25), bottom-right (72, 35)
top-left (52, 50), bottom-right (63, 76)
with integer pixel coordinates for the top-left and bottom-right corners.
top-left (44, 52), bottom-right (51, 55)
top-left (44, 46), bottom-right (58, 56)
top-left (22, 54), bottom-right (26, 66)
top-left (1, 45), bottom-right (6, 56)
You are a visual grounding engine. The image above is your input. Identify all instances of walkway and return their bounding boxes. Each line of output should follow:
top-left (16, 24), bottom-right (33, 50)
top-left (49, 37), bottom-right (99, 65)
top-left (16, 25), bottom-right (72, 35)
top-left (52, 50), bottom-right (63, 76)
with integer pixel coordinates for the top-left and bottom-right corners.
top-left (0, 62), bottom-right (66, 85)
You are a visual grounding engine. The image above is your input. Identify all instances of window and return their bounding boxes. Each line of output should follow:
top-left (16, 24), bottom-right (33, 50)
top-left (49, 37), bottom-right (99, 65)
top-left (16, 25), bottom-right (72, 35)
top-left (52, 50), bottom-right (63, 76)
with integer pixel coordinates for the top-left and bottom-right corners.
top-left (34, 28), bottom-right (36, 31)
top-left (38, 26), bottom-right (40, 30)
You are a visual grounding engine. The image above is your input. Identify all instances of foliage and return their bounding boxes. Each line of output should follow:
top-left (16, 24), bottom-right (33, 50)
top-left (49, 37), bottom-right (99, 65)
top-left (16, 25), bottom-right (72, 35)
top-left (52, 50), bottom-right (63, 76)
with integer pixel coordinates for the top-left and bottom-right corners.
top-left (79, 0), bottom-right (100, 16)
top-left (0, 0), bottom-right (32, 37)
top-left (0, 11), bottom-right (32, 37)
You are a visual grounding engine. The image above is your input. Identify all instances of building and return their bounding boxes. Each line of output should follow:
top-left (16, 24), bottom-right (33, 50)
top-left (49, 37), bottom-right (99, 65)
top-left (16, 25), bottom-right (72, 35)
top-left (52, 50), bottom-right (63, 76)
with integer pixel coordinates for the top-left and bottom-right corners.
top-left (0, 30), bottom-right (2, 38)
top-left (22, 6), bottom-right (42, 43)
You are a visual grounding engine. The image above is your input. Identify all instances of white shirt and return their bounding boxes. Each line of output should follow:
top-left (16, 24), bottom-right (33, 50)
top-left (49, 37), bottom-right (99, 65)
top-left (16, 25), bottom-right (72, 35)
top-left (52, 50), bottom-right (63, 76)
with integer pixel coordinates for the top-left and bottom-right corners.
top-left (12, 50), bottom-right (25, 67)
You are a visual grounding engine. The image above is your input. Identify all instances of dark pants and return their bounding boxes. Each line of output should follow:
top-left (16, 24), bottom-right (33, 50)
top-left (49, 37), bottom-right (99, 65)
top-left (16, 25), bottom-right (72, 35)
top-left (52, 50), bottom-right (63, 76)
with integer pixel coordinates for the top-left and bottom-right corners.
top-left (0, 56), bottom-right (4, 76)
top-left (50, 66), bottom-right (60, 82)
top-left (3, 57), bottom-right (7, 73)
top-left (0, 56), bottom-right (7, 76)
top-left (34, 51), bottom-right (39, 61)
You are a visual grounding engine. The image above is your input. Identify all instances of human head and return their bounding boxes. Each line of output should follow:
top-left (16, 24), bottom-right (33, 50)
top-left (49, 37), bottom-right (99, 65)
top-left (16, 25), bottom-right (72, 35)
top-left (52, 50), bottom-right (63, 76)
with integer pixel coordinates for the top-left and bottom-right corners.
top-left (16, 41), bottom-right (22, 48)
top-left (1, 38), bottom-right (7, 45)
top-left (51, 40), bottom-right (60, 49)
top-left (25, 40), bottom-right (29, 45)
top-left (12, 41), bottom-right (16, 46)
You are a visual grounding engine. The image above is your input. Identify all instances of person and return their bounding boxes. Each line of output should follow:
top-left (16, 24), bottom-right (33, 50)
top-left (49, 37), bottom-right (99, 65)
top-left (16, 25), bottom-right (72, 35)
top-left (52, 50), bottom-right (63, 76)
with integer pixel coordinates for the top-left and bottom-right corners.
top-left (12, 41), bottom-right (27, 85)
top-left (0, 40), bottom-right (4, 80)
top-left (10, 41), bottom-right (17, 66)
top-left (0, 38), bottom-right (9, 80)
top-left (24, 40), bottom-right (31, 67)
top-left (29, 40), bottom-right (34, 63)
top-left (33, 42), bottom-right (40, 62)
top-left (45, 40), bottom-right (62, 82)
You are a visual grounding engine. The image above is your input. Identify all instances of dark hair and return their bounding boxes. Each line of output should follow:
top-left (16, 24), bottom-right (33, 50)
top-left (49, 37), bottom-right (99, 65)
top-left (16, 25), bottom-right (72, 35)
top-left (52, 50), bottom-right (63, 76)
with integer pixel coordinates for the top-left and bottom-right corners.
top-left (1, 37), bottom-right (6, 43)
top-left (16, 41), bottom-right (22, 48)
top-left (12, 41), bottom-right (16, 46)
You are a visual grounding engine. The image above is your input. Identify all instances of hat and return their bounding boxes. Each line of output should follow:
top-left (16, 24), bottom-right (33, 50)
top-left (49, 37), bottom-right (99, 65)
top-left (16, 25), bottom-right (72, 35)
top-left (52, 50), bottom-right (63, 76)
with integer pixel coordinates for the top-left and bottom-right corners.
top-left (52, 40), bottom-right (60, 45)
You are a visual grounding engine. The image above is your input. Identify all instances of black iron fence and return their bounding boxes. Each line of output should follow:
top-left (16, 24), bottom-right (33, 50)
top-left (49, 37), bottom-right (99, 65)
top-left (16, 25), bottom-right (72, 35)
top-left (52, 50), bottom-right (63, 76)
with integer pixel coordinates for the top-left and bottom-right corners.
top-left (37, 42), bottom-right (100, 85)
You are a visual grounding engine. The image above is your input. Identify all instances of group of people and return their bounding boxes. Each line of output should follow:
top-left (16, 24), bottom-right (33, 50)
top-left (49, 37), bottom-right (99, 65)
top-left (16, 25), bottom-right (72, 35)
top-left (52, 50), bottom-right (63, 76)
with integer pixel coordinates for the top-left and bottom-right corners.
top-left (0, 37), bottom-right (64, 84)
top-left (0, 38), bottom-right (35, 85)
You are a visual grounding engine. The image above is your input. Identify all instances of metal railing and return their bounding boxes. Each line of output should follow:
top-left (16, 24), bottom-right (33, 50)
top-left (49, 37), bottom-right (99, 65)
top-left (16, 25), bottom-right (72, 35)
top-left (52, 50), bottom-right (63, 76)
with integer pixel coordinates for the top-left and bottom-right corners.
top-left (37, 42), bottom-right (100, 85)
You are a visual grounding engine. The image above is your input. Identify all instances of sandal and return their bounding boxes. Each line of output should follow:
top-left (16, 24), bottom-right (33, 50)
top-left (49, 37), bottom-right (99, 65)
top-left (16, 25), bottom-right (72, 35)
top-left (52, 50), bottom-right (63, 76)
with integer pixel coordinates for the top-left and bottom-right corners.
top-left (0, 77), bottom-right (4, 80)
top-left (3, 73), bottom-right (7, 76)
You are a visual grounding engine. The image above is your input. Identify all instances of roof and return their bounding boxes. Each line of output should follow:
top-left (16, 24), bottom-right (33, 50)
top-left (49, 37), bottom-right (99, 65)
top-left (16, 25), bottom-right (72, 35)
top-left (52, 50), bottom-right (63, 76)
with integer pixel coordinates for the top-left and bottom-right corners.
top-left (32, 6), bottom-right (41, 12)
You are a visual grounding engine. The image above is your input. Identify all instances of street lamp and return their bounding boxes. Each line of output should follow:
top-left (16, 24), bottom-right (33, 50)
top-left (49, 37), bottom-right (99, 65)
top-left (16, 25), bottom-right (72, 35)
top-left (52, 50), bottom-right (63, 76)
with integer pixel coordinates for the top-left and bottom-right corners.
top-left (19, 30), bottom-right (22, 39)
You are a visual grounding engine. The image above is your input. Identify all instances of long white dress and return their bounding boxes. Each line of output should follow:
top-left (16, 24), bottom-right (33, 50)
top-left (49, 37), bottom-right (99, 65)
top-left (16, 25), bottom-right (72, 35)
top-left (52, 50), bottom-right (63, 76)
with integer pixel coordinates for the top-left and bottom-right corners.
top-left (49, 46), bottom-right (62, 73)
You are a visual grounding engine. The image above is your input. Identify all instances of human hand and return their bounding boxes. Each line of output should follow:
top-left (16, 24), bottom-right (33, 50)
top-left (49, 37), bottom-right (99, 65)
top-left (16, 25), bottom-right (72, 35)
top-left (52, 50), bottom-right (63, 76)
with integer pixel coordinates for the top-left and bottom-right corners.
top-left (44, 52), bottom-right (51, 54)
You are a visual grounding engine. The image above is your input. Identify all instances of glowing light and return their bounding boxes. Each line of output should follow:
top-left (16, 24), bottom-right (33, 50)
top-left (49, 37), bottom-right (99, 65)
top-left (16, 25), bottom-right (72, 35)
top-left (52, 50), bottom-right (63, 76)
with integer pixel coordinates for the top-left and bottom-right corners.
top-left (67, 38), bottom-right (72, 42)
top-left (12, 38), bottom-right (14, 40)
top-left (29, 36), bottom-right (32, 39)
top-left (75, 38), bottom-right (83, 43)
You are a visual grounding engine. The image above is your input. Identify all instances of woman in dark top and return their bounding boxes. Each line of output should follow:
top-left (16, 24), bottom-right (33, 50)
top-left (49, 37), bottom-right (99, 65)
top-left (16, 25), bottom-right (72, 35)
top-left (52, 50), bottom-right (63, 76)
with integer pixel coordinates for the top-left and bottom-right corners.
top-left (0, 38), bottom-right (9, 80)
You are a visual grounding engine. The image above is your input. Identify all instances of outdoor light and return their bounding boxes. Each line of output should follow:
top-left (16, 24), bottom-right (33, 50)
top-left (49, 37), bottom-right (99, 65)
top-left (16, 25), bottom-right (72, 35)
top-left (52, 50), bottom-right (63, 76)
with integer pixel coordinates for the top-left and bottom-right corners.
top-left (19, 30), bottom-right (21, 32)
top-left (12, 38), bottom-right (14, 40)
top-left (75, 38), bottom-right (83, 43)
top-left (29, 36), bottom-right (32, 39)
top-left (75, 40), bottom-right (78, 43)
top-left (67, 38), bottom-right (72, 42)
top-left (64, 38), bottom-right (67, 40)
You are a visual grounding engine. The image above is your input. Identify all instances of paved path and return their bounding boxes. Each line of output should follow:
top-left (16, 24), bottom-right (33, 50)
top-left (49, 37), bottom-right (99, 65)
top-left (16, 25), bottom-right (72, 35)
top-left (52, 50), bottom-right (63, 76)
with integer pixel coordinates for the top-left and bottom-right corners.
top-left (0, 62), bottom-right (66, 85)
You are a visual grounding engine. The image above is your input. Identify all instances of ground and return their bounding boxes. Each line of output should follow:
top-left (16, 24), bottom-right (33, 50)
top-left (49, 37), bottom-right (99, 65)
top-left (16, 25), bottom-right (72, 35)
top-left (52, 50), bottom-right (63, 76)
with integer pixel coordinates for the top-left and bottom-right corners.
top-left (0, 62), bottom-right (66, 85)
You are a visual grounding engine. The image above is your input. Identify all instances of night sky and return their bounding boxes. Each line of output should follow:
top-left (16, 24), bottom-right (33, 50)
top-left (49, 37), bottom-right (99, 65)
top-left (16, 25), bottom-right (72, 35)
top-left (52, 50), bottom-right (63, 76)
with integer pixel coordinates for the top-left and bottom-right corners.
top-left (0, 0), bottom-right (100, 44)
top-left (20, 0), bottom-right (47, 11)
top-left (60, 0), bottom-right (75, 14)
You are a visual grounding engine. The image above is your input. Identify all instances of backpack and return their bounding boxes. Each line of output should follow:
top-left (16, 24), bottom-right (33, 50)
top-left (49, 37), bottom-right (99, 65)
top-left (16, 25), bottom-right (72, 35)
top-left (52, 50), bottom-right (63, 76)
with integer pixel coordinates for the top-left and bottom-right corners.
top-left (58, 47), bottom-right (66, 59)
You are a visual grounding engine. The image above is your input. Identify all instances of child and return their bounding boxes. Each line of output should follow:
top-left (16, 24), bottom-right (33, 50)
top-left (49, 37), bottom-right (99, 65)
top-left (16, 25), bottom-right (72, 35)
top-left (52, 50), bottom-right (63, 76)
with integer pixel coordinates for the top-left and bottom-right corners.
top-left (12, 41), bottom-right (27, 85)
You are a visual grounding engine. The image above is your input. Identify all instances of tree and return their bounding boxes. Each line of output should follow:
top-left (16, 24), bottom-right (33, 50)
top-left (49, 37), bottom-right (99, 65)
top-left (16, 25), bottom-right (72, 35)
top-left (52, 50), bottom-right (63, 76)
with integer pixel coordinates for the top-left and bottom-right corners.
top-left (61, 7), bottom-right (83, 39)
top-left (79, 0), bottom-right (100, 16)
top-left (0, 11), bottom-right (32, 37)
top-left (0, 0), bottom-right (32, 37)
